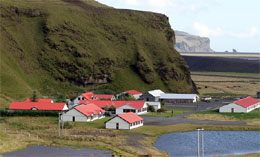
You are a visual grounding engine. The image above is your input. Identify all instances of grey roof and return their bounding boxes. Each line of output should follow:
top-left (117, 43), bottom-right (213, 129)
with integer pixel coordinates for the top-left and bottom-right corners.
top-left (160, 93), bottom-right (199, 100)
top-left (148, 89), bottom-right (165, 97)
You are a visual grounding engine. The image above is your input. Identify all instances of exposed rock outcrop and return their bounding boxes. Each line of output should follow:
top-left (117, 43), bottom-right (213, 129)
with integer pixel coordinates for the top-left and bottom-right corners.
top-left (175, 30), bottom-right (214, 52)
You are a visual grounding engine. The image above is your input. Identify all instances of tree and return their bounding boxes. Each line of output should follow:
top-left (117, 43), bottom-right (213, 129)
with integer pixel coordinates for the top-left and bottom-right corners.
top-left (232, 49), bottom-right (237, 53)
top-left (32, 90), bottom-right (37, 102)
top-left (147, 104), bottom-right (155, 112)
top-left (104, 104), bottom-right (109, 111)
top-left (108, 104), bottom-right (116, 111)
top-left (171, 109), bottom-right (174, 117)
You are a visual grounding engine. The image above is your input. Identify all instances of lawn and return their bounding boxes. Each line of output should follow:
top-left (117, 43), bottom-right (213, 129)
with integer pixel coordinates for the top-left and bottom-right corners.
top-left (191, 71), bottom-right (260, 78)
top-left (196, 108), bottom-right (260, 120)
top-left (145, 108), bottom-right (192, 117)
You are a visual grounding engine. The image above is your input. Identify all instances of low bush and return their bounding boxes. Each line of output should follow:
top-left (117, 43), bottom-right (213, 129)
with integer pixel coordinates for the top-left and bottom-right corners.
top-left (0, 109), bottom-right (59, 117)
top-left (157, 108), bottom-right (166, 113)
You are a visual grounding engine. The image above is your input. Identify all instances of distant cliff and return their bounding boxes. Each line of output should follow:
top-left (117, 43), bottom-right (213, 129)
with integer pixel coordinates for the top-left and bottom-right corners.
top-left (175, 31), bottom-right (214, 52)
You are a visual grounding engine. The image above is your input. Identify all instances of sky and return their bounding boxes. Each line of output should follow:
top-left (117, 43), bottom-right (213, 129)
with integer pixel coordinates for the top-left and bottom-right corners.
top-left (96, 0), bottom-right (260, 52)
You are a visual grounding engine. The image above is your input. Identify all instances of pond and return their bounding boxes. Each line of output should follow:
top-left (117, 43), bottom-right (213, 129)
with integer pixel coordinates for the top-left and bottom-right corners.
top-left (2, 145), bottom-right (112, 157)
top-left (154, 131), bottom-right (260, 157)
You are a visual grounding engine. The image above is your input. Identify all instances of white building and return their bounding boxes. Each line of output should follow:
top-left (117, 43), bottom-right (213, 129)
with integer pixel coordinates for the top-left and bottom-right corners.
top-left (62, 103), bottom-right (105, 122)
top-left (160, 93), bottom-right (200, 103)
top-left (105, 112), bottom-right (143, 130)
top-left (139, 89), bottom-right (165, 102)
top-left (219, 96), bottom-right (260, 113)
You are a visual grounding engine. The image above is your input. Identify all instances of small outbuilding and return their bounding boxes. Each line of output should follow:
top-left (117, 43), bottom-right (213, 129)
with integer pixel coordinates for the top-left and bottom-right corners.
top-left (62, 103), bottom-right (105, 122)
top-left (138, 89), bottom-right (164, 102)
top-left (160, 93), bottom-right (200, 103)
top-left (105, 112), bottom-right (143, 130)
top-left (219, 96), bottom-right (260, 113)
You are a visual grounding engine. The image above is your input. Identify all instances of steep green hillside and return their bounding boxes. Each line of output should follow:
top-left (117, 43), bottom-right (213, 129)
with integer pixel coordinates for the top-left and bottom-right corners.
top-left (0, 0), bottom-right (196, 107)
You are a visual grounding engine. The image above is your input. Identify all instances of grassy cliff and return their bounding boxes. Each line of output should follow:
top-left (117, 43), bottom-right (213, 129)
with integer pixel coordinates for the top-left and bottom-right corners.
top-left (0, 0), bottom-right (196, 107)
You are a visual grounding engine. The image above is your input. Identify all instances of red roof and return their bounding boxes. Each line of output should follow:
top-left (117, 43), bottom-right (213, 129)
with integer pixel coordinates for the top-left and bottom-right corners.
top-left (118, 112), bottom-right (143, 123)
top-left (95, 94), bottom-right (114, 100)
top-left (9, 102), bottom-right (66, 111)
top-left (81, 92), bottom-right (98, 100)
top-left (26, 98), bottom-right (53, 103)
top-left (82, 100), bottom-right (145, 109)
top-left (125, 90), bottom-right (142, 95)
top-left (234, 96), bottom-right (260, 108)
top-left (74, 103), bottom-right (105, 117)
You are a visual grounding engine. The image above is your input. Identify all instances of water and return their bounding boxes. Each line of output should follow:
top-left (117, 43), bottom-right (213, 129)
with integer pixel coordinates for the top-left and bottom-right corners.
top-left (154, 131), bottom-right (260, 157)
top-left (2, 145), bottom-right (112, 157)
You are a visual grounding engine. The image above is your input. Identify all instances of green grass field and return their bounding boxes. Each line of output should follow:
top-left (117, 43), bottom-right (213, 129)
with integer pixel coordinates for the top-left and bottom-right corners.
top-left (196, 108), bottom-right (260, 120)
top-left (145, 108), bottom-right (192, 117)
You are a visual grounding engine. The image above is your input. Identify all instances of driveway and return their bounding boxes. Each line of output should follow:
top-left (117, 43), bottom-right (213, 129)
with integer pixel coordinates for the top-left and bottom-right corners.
top-left (141, 99), bottom-right (246, 126)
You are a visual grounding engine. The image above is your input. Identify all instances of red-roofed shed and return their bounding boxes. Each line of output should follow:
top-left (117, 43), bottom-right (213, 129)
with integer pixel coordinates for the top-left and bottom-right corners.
top-left (105, 112), bottom-right (143, 130)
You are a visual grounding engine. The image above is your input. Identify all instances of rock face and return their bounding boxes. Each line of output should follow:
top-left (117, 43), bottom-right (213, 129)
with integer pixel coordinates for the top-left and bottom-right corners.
top-left (0, 0), bottom-right (197, 100)
top-left (175, 30), bottom-right (214, 52)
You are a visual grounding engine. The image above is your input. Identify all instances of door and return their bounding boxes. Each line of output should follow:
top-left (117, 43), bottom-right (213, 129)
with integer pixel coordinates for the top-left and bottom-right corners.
top-left (116, 123), bottom-right (119, 129)
top-left (72, 116), bottom-right (75, 122)
top-left (231, 108), bottom-right (234, 113)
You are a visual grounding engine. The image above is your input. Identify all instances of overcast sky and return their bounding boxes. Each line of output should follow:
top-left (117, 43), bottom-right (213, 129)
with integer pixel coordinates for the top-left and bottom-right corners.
top-left (96, 0), bottom-right (260, 52)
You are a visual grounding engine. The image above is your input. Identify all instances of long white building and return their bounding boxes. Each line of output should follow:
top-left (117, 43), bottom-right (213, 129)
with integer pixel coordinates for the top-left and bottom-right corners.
top-left (219, 97), bottom-right (260, 113)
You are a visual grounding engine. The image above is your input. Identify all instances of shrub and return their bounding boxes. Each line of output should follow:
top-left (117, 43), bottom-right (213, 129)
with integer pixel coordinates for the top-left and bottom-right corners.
top-left (147, 104), bottom-right (155, 112)
top-left (0, 109), bottom-right (59, 117)
top-left (157, 108), bottom-right (166, 113)
top-left (63, 122), bottom-right (73, 129)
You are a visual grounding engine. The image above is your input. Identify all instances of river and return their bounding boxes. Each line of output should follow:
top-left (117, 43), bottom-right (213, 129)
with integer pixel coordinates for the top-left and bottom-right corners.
top-left (154, 131), bottom-right (260, 157)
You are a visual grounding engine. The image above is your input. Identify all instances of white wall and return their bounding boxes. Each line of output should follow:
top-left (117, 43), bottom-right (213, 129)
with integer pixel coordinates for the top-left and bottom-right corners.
top-left (72, 95), bottom-right (85, 106)
top-left (219, 103), bottom-right (247, 113)
top-left (62, 109), bottom-right (104, 122)
top-left (129, 121), bottom-right (143, 129)
top-left (116, 104), bottom-right (147, 115)
top-left (105, 116), bottom-right (130, 129)
top-left (131, 94), bottom-right (142, 100)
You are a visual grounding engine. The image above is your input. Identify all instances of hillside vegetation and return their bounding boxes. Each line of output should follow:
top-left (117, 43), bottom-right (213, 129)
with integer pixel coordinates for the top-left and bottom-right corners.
top-left (0, 0), bottom-right (196, 107)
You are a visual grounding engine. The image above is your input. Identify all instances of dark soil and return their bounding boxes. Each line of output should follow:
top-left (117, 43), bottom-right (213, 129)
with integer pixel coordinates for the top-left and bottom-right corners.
top-left (183, 56), bottom-right (260, 73)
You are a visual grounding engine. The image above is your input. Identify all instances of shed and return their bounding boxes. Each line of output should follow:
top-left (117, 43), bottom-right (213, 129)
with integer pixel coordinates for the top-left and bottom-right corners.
top-left (219, 97), bottom-right (260, 113)
top-left (105, 112), bottom-right (143, 130)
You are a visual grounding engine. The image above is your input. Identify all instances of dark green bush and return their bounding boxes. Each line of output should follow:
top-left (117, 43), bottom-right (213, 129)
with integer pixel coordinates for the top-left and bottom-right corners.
top-left (157, 108), bottom-right (166, 113)
top-left (0, 109), bottom-right (59, 117)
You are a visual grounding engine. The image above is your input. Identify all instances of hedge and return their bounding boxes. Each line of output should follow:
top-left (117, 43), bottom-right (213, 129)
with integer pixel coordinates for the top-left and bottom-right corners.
top-left (0, 109), bottom-right (60, 117)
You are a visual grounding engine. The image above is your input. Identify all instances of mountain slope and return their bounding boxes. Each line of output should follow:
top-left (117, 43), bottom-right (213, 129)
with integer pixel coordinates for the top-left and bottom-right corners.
top-left (0, 0), bottom-right (196, 107)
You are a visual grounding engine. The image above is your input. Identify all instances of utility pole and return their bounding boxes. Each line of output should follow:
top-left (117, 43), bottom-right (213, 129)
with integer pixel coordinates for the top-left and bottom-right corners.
top-left (197, 128), bottom-right (200, 157)
top-left (196, 128), bottom-right (205, 157)
top-left (201, 128), bottom-right (204, 157)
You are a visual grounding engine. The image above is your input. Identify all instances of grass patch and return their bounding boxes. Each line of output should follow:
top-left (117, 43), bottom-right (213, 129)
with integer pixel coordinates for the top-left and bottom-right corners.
top-left (196, 108), bottom-right (260, 120)
top-left (72, 117), bottom-right (111, 129)
top-left (145, 108), bottom-right (191, 117)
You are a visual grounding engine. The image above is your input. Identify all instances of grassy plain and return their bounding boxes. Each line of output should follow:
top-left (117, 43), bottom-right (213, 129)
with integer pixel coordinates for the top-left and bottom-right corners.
top-left (145, 108), bottom-right (191, 117)
top-left (1, 115), bottom-right (259, 156)
top-left (189, 108), bottom-right (260, 125)
top-left (191, 73), bottom-right (260, 97)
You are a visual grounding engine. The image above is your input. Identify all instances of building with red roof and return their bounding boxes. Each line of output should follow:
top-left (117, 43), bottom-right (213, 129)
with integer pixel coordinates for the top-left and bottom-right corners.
top-left (81, 100), bottom-right (148, 115)
top-left (95, 94), bottom-right (116, 100)
top-left (117, 90), bottom-right (143, 100)
top-left (105, 112), bottom-right (143, 130)
top-left (220, 96), bottom-right (260, 113)
top-left (9, 98), bottom-right (68, 111)
top-left (62, 103), bottom-right (105, 122)
top-left (72, 92), bottom-right (99, 106)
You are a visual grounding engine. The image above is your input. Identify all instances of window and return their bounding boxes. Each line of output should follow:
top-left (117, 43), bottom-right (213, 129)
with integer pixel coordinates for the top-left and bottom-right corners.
top-left (146, 98), bottom-right (149, 101)
top-left (123, 109), bottom-right (136, 113)
top-left (78, 97), bottom-right (81, 100)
